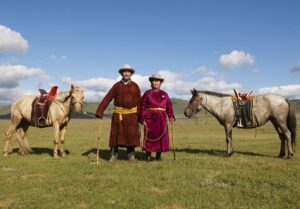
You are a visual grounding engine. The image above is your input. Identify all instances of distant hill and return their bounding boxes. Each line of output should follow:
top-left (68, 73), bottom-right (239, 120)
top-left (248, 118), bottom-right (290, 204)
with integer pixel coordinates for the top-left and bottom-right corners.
top-left (0, 105), bottom-right (11, 115)
top-left (290, 100), bottom-right (300, 113)
top-left (82, 98), bottom-right (189, 117)
top-left (1, 99), bottom-right (299, 119)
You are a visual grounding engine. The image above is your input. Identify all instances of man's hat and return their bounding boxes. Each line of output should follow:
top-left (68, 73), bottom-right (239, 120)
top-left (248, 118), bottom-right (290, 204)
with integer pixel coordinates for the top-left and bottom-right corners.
top-left (149, 73), bottom-right (164, 82)
top-left (119, 64), bottom-right (135, 74)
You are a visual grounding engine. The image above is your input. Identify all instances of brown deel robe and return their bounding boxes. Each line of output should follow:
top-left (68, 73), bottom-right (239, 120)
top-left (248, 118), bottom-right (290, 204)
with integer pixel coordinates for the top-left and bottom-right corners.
top-left (95, 81), bottom-right (141, 147)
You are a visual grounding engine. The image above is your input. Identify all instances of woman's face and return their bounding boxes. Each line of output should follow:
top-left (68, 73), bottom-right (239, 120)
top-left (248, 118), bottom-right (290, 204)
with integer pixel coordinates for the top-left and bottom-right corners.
top-left (151, 79), bottom-right (162, 90)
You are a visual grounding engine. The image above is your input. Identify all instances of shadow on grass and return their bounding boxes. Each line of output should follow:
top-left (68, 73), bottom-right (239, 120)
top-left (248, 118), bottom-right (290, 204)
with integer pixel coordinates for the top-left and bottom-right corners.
top-left (175, 148), bottom-right (274, 158)
top-left (11, 147), bottom-right (70, 156)
top-left (82, 148), bottom-right (146, 161)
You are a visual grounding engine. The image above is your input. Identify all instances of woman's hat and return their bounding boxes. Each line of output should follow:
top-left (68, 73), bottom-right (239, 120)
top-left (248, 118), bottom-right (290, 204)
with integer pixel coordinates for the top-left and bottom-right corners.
top-left (149, 73), bottom-right (164, 82)
top-left (119, 64), bottom-right (135, 74)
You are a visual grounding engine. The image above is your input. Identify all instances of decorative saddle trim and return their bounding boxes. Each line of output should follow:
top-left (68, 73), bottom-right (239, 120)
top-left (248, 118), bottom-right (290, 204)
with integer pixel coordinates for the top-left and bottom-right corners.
top-left (232, 89), bottom-right (256, 128)
top-left (30, 86), bottom-right (58, 127)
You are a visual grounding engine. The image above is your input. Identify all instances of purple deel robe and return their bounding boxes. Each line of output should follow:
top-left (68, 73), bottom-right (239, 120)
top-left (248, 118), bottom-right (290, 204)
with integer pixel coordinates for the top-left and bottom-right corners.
top-left (139, 89), bottom-right (175, 152)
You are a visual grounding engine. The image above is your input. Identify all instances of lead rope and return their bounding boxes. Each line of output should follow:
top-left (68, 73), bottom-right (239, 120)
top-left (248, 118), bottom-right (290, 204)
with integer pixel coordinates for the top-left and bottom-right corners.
top-left (96, 119), bottom-right (102, 164)
top-left (143, 119), bottom-right (168, 142)
top-left (205, 92), bottom-right (208, 125)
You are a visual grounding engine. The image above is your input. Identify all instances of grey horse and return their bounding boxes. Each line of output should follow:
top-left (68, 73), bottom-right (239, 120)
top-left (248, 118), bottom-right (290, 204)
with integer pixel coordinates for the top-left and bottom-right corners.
top-left (184, 89), bottom-right (297, 159)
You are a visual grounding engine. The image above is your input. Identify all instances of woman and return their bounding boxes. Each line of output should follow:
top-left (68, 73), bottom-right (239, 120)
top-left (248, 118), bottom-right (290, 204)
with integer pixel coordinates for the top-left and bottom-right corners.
top-left (139, 73), bottom-right (175, 161)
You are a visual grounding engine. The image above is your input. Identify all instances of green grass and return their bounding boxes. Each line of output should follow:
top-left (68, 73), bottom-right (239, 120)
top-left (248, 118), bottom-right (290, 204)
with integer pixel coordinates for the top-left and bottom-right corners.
top-left (0, 115), bottom-right (300, 209)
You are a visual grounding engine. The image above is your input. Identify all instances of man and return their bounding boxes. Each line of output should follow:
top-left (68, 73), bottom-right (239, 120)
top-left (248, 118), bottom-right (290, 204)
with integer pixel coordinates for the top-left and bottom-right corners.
top-left (95, 64), bottom-right (141, 162)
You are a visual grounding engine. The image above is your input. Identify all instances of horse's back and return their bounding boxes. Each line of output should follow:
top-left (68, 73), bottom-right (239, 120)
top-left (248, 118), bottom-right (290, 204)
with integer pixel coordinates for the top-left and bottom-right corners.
top-left (256, 93), bottom-right (287, 107)
top-left (255, 93), bottom-right (289, 117)
top-left (11, 95), bottom-right (36, 121)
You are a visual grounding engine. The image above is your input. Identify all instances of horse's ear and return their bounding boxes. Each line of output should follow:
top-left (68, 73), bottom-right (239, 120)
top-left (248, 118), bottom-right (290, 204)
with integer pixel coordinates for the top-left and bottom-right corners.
top-left (191, 88), bottom-right (197, 95)
top-left (71, 84), bottom-right (75, 90)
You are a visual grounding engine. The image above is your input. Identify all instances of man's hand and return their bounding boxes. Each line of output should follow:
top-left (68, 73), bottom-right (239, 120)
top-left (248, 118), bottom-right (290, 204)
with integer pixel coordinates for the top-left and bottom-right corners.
top-left (95, 114), bottom-right (102, 119)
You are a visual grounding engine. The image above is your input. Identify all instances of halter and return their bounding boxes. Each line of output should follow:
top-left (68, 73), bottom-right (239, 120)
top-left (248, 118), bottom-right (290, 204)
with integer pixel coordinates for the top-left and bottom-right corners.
top-left (54, 94), bottom-right (83, 115)
top-left (71, 97), bottom-right (83, 108)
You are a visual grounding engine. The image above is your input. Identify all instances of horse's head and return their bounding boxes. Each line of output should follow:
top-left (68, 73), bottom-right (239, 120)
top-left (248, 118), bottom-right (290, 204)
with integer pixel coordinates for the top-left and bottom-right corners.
top-left (70, 84), bottom-right (84, 113)
top-left (184, 89), bottom-right (204, 118)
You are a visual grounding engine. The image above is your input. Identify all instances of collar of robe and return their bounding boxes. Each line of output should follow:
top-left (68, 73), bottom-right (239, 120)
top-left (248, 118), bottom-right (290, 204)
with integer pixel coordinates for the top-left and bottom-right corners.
top-left (121, 79), bottom-right (131, 85)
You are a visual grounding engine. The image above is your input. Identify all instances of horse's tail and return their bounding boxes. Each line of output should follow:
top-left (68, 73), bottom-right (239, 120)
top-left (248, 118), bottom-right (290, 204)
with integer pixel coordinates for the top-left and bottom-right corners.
top-left (15, 128), bottom-right (32, 154)
top-left (286, 100), bottom-right (297, 150)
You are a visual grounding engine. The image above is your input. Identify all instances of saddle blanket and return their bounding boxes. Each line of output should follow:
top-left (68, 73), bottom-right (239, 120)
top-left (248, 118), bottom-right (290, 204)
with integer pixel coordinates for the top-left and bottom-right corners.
top-left (30, 97), bottom-right (52, 127)
top-left (232, 96), bottom-right (256, 128)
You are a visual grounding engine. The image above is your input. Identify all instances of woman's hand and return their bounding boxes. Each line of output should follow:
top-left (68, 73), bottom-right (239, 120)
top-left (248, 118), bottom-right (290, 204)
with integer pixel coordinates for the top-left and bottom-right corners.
top-left (169, 117), bottom-right (175, 124)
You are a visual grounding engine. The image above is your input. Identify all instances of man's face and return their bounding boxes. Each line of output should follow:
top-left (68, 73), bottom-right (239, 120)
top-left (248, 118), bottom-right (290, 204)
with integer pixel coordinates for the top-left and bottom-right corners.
top-left (121, 70), bottom-right (132, 80)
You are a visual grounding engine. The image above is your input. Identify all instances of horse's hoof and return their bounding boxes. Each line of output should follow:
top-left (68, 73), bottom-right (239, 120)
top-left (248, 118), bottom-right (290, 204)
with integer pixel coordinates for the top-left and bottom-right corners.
top-left (277, 153), bottom-right (285, 158)
top-left (3, 152), bottom-right (8, 157)
top-left (61, 153), bottom-right (66, 158)
top-left (53, 156), bottom-right (60, 160)
top-left (226, 152), bottom-right (233, 157)
top-left (287, 153), bottom-right (294, 159)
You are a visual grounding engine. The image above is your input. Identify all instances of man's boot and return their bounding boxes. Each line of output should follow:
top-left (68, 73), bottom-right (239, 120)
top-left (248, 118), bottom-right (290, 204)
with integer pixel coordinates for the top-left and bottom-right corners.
top-left (109, 146), bottom-right (118, 162)
top-left (127, 146), bottom-right (136, 161)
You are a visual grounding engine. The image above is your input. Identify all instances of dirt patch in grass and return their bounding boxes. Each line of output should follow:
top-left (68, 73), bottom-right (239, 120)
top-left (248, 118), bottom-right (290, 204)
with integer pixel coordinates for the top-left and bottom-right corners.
top-left (154, 203), bottom-right (186, 209)
top-left (76, 201), bottom-right (89, 209)
top-left (20, 173), bottom-right (46, 180)
top-left (1, 167), bottom-right (18, 172)
top-left (0, 199), bottom-right (15, 208)
top-left (151, 187), bottom-right (169, 194)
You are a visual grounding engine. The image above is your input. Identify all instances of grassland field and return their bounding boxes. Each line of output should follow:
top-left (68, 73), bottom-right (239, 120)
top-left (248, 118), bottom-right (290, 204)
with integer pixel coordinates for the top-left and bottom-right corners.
top-left (0, 114), bottom-right (300, 209)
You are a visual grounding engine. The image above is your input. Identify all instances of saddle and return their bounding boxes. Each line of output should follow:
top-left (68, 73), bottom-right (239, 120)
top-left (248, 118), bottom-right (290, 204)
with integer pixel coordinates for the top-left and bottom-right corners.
top-left (31, 86), bottom-right (58, 127)
top-left (232, 89), bottom-right (255, 128)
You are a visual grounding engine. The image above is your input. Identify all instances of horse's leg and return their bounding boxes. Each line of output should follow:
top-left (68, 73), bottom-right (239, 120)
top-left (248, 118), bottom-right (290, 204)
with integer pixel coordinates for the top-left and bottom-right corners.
top-left (16, 122), bottom-right (30, 155)
top-left (53, 123), bottom-right (60, 159)
top-left (59, 125), bottom-right (67, 157)
top-left (224, 124), bottom-right (233, 157)
top-left (279, 123), bottom-right (293, 159)
top-left (3, 116), bottom-right (22, 157)
top-left (270, 119), bottom-right (285, 158)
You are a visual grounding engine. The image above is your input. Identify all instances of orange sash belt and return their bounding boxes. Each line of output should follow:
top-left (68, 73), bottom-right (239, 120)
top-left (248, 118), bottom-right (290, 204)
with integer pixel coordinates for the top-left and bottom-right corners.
top-left (147, 108), bottom-right (166, 111)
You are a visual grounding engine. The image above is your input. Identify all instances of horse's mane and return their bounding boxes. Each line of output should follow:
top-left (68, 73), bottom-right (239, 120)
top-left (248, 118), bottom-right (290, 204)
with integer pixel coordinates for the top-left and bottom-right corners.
top-left (55, 91), bottom-right (71, 102)
top-left (198, 90), bottom-right (231, 97)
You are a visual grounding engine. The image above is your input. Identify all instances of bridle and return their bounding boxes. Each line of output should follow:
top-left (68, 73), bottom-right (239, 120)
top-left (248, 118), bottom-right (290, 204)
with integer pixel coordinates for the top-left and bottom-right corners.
top-left (71, 97), bottom-right (83, 109)
top-left (187, 94), bottom-right (203, 113)
top-left (54, 93), bottom-right (83, 115)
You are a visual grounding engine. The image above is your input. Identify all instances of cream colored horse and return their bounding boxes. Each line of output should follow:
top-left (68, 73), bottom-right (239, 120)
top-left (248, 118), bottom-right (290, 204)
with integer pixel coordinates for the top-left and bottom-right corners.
top-left (3, 84), bottom-right (84, 159)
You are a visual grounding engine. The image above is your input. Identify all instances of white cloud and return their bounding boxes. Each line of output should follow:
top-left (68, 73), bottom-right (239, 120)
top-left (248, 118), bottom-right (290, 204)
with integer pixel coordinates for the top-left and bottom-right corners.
top-left (62, 76), bottom-right (118, 92)
top-left (258, 85), bottom-right (300, 99)
top-left (0, 65), bottom-right (49, 88)
top-left (251, 68), bottom-right (261, 73)
top-left (49, 54), bottom-right (67, 61)
top-left (61, 68), bottom-right (242, 101)
top-left (0, 87), bottom-right (35, 104)
top-left (0, 65), bottom-right (49, 104)
top-left (290, 62), bottom-right (300, 73)
top-left (220, 50), bottom-right (254, 69)
top-left (0, 25), bottom-right (29, 53)
top-left (192, 65), bottom-right (218, 76)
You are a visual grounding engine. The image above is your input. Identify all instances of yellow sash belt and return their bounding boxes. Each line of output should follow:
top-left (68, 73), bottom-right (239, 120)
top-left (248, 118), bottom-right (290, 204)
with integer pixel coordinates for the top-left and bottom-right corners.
top-left (114, 106), bottom-right (137, 121)
top-left (147, 108), bottom-right (166, 111)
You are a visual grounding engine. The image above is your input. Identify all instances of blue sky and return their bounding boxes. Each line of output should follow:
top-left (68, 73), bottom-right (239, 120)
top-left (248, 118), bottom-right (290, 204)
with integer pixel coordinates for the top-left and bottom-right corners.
top-left (0, 0), bottom-right (300, 104)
